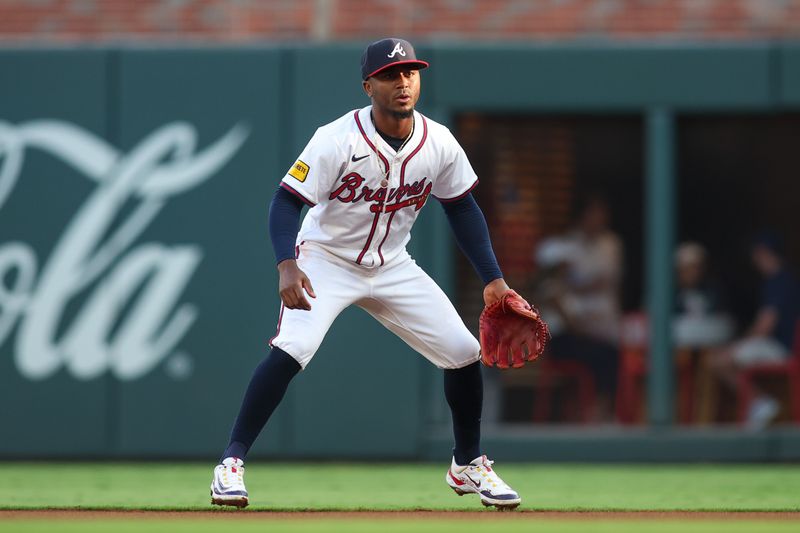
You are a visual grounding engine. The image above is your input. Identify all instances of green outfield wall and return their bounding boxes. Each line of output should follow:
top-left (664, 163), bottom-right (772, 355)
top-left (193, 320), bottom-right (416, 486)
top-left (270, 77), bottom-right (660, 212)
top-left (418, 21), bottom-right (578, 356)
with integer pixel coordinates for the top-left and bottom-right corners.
top-left (1, 44), bottom-right (799, 460)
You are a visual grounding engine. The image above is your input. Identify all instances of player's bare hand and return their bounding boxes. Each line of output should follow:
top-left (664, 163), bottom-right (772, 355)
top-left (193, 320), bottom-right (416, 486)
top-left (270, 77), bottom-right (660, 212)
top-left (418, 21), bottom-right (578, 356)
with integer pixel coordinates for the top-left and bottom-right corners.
top-left (483, 278), bottom-right (510, 306)
top-left (277, 259), bottom-right (317, 310)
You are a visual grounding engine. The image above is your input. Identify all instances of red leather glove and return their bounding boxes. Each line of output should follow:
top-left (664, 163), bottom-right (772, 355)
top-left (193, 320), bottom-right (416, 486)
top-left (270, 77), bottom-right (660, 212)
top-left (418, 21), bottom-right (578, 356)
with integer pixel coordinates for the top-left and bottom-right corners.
top-left (479, 290), bottom-right (549, 369)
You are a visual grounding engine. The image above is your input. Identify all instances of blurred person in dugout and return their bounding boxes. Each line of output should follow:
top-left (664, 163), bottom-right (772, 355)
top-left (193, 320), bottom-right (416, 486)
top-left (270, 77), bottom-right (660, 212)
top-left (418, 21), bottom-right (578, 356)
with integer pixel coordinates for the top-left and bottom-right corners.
top-left (672, 242), bottom-right (734, 424)
top-left (700, 232), bottom-right (800, 429)
top-left (673, 242), bottom-right (734, 352)
top-left (534, 195), bottom-right (623, 421)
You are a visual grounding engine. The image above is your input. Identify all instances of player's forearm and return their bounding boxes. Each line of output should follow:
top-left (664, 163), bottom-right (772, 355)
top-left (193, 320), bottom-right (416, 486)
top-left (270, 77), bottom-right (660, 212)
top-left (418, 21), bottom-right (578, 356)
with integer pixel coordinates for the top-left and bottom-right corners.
top-left (440, 193), bottom-right (503, 284)
top-left (269, 186), bottom-right (305, 264)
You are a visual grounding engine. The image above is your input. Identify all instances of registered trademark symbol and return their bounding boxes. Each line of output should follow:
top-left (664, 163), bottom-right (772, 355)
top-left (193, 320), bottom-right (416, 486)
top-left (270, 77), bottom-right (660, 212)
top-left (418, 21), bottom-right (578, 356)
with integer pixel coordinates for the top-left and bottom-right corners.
top-left (165, 351), bottom-right (194, 380)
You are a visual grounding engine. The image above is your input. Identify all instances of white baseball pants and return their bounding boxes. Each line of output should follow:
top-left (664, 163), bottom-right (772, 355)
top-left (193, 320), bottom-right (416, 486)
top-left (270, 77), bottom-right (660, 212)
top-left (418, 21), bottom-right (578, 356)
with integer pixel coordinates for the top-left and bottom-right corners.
top-left (270, 243), bottom-right (480, 370)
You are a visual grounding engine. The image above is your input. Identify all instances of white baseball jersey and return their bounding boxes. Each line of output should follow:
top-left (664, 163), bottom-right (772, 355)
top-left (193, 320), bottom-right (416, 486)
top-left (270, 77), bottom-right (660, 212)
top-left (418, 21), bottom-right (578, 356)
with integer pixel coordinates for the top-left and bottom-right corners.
top-left (281, 106), bottom-right (479, 268)
top-left (271, 105), bottom-right (481, 369)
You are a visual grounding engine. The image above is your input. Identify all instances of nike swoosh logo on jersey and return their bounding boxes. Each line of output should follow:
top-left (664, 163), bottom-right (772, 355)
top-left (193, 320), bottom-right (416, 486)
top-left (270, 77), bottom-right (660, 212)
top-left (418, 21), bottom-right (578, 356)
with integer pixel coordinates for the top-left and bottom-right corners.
top-left (351, 154), bottom-right (369, 162)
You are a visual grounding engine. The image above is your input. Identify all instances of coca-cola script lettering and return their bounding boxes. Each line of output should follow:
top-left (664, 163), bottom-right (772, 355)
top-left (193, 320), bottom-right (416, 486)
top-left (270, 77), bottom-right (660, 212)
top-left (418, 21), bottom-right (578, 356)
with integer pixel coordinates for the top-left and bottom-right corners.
top-left (0, 120), bottom-right (248, 381)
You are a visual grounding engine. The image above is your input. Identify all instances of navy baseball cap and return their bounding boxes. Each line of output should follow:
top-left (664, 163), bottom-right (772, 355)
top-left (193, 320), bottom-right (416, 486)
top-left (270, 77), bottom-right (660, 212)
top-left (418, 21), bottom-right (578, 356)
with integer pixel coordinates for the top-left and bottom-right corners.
top-left (361, 37), bottom-right (429, 80)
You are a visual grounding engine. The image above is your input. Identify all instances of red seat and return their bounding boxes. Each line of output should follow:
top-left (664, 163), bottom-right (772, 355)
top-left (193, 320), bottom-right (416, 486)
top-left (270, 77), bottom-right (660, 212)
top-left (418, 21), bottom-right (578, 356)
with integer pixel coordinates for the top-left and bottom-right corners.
top-left (616, 313), bottom-right (648, 424)
top-left (615, 312), bottom-right (695, 424)
top-left (737, 320), bottom-right (800, 424)
top-left (533, 358), bottom-right (596, 423)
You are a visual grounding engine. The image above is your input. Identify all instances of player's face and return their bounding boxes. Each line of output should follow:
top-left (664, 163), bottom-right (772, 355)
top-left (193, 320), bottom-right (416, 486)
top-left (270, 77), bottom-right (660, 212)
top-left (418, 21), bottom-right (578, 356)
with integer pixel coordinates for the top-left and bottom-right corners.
top-left (364, 66), bottom-right (421, 119)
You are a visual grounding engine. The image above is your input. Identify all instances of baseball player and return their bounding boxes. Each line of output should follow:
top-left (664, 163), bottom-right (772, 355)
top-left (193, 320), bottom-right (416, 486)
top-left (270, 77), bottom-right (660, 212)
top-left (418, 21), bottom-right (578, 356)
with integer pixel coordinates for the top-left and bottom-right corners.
top-left (211, 37), bottom-right (522, 510)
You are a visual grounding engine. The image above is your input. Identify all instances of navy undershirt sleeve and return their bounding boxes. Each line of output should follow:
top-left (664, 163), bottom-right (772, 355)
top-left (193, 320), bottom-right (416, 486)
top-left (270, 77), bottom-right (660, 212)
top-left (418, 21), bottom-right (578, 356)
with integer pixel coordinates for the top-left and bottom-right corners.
top-left (269, 186), bottom-right (305, 264)
top-left (440, 193), bottom-right (503, 284)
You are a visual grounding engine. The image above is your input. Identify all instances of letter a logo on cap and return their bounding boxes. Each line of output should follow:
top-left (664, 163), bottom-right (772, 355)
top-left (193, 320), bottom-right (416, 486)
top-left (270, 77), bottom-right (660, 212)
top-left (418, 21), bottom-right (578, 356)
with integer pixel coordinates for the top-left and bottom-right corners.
top-left (387, 42), bottom-right (406, 58)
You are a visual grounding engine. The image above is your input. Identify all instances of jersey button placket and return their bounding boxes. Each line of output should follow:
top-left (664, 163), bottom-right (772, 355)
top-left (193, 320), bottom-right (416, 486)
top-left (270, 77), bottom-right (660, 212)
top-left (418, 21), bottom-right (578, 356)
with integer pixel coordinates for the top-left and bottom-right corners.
top-left (372, 161), bottom-right (396, 265)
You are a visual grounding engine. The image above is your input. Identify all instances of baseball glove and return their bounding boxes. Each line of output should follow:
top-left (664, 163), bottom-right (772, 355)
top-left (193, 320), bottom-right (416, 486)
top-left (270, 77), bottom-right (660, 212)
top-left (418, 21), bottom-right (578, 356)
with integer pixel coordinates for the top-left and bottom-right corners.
top-left (479, 290), bottom-right (549, 369)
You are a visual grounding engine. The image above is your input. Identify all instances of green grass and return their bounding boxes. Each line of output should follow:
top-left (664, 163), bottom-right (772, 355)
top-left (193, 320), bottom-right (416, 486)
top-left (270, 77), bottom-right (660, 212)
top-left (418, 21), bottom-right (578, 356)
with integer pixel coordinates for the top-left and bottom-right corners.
top-left (1, 462), bottom-right (799, 511)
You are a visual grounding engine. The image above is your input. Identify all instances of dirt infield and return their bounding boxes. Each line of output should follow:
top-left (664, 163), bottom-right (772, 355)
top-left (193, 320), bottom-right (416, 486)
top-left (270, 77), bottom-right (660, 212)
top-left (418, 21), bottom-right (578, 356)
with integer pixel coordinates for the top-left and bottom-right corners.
top-left (2, 510), bottom-right (800, 521)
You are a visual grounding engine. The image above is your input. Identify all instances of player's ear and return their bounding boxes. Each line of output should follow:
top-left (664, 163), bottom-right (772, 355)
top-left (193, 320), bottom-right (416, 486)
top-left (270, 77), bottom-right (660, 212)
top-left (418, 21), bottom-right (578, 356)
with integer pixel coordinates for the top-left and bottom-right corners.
top-left (362, 80), bottom-right (372, 98)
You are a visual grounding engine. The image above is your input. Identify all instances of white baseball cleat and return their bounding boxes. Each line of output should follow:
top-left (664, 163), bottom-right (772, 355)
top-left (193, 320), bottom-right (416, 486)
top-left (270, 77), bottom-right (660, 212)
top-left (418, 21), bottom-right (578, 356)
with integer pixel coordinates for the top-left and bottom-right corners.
top-left (210, 457), bottom-right (249, 508)
top-left (445, 455), bottom-right (521, 510)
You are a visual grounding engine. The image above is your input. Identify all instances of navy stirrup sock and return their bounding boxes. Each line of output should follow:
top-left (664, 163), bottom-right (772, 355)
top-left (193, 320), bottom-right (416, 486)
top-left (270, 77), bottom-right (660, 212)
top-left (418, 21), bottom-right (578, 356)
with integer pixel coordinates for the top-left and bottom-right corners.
top-left (221, 347), bottom-right (301, 462)
top-left (444, 361), bottom-right (483, 466)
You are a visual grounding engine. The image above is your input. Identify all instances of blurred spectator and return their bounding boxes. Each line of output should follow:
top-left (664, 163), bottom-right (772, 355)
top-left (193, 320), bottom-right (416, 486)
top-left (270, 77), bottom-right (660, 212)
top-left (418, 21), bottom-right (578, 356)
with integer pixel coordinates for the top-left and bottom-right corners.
top-left (562, 195), bottom-right (624, 344)
top-left (673, 242), bottom-right (734, 348)
top-left (707, 232), bottom-right (800, 429)
top-left (533, 196), bottom-right (623, 421)
top-left (533, 238), bottom-right (579, 337)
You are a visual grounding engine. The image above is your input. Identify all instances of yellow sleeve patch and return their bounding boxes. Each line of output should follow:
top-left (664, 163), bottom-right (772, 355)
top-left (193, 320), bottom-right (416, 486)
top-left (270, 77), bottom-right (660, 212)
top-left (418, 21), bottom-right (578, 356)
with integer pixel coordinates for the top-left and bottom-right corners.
top-left (288, 160), bottom-right (310, 182)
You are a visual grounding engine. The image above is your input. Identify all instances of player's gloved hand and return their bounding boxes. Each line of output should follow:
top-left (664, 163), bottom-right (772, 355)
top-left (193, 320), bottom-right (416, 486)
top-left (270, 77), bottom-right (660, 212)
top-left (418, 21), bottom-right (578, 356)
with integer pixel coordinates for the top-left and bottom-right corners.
top-left (277, 259), bottom-right (316, 310)
top-left (479, 289), bottom-right (549, 369)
